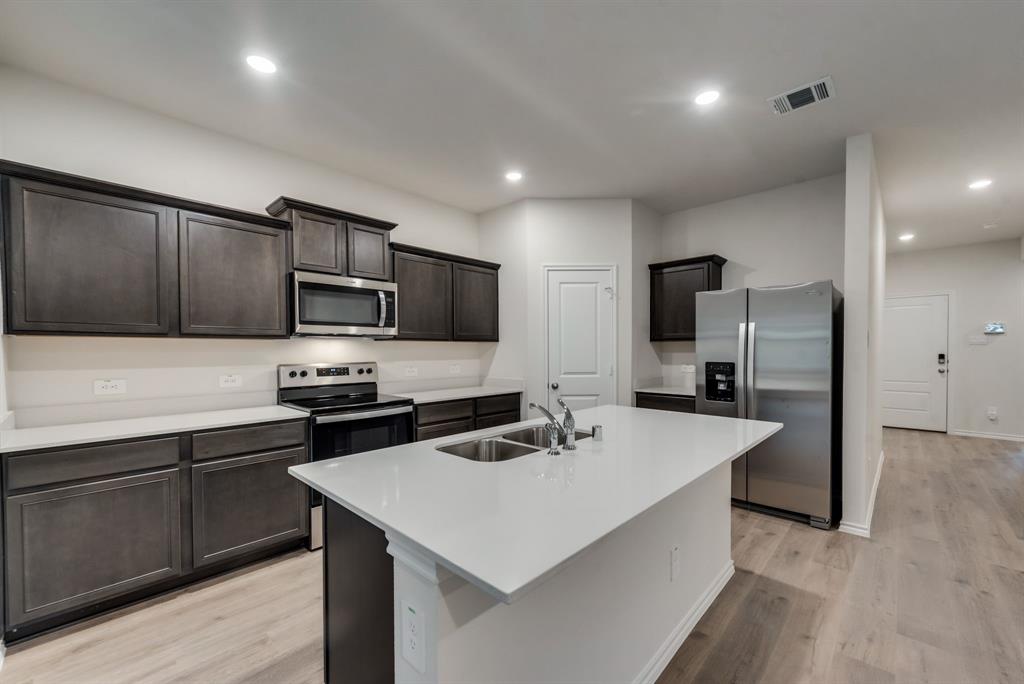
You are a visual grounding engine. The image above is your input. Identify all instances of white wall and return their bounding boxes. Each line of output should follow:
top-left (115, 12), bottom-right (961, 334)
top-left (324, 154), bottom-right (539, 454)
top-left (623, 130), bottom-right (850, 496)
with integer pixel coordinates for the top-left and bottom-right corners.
top-left (656, 174), bottom-right (846, 375)
top-left (480, 198), bottom-right (645, 415)
top-left (886, 239), bottom-right (1024, 440)
top-left (0, 66), bottom-right (491, 427)
top-left (629, 201), bottom-right (664, 391)
top-left (841, 133), bottom-right (887, 536)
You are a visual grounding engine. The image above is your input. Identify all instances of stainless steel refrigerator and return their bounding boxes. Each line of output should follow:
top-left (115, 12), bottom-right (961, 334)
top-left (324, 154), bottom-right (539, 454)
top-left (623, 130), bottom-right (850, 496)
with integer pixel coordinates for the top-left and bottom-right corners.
top-left (696, 281), bottom-right (842, 528)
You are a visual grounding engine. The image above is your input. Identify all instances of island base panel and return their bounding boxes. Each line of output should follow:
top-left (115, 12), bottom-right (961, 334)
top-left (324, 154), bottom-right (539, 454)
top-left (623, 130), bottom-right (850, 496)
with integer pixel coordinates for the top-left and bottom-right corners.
top-left (324, 501), bottom-right (394, 684)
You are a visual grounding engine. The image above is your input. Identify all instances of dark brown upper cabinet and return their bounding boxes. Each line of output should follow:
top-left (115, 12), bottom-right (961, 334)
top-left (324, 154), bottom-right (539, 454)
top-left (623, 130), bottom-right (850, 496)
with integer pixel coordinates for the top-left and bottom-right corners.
top-left (3, 178), bottom-right (177, 335)
top-left (650, 255), bottom-right (726, 341)
top-left (266, 197), bottom-right (396, 282)
top-left (393, 251), bottom-right (452, 340)
top-left (453, 262), bottom-right (499, 341)
top-left (391, 243), bottom-right (500, 342)
top-left (0, 160), bottom-right (292, 338)
top-left (178, 211), bottom-right (289, 337)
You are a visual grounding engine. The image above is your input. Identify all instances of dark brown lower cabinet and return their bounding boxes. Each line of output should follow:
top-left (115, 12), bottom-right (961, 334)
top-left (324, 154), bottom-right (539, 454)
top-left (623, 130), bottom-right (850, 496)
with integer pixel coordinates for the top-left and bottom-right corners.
top-left (192, 447), bottom-right (309, 568)
top-left (634, 392), bottom-right (696, 413)
top-left (4, 469), bottom-right (182, 626)
top-left (413, 393), bottom-right (523, 441)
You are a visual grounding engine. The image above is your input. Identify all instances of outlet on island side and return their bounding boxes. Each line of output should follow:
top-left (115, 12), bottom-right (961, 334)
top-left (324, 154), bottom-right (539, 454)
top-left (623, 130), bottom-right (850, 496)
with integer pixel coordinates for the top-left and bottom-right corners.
top-left (401, 600), bottom-right (426, 674)
top-left (987, 406), bottom-right (999, 422)
top-left (670, 545), bottom-right (681, 582)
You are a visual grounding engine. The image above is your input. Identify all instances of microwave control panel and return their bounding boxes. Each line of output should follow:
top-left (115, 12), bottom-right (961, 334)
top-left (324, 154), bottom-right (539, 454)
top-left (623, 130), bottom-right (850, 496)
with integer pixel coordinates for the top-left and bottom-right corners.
top-left (705, 362), bottom-right (736, 402)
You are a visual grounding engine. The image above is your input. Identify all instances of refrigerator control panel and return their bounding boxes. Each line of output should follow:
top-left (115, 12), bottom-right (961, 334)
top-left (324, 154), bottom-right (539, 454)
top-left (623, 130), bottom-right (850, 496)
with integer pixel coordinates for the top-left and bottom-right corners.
top-left (705, 362), bottom-right (736, 402)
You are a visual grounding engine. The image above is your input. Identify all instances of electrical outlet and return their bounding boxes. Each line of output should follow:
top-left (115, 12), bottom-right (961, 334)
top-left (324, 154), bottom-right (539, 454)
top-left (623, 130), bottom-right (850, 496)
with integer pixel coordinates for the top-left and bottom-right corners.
top-left (219, 374), bottom-right (243, 388)
top-left (401, 600), bottom-right (426, 674)
top-left (404, 367), bottom-right (419, 377)
top-left (987, 406), bottom-right (999, 422)
top-left (449, 364), bottom-right (462, 375)
top-left (670, 545), bottom-right (681, 582)
top-left (93, 379), bottom-right (127, 396)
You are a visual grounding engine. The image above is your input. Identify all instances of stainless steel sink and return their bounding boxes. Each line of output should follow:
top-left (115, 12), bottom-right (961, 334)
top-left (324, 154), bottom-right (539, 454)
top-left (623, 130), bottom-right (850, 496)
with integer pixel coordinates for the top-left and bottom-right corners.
top-left (436, 438), bottom-right (540, 462)
top-left (499, 426), bottom-right (592, 448)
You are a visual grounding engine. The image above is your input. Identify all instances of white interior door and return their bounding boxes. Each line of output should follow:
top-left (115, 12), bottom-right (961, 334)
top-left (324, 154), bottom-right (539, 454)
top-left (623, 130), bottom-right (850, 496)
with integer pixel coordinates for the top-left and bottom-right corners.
top-left (882, 294), bottom-right (948, 431)
top-left (546, 268), bottom-right (615, 410)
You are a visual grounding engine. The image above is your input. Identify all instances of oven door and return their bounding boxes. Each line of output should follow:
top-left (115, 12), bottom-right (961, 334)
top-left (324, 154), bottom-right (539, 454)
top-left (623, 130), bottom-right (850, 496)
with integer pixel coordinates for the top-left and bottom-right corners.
top-left (293, 272), bottom-right (397, 337)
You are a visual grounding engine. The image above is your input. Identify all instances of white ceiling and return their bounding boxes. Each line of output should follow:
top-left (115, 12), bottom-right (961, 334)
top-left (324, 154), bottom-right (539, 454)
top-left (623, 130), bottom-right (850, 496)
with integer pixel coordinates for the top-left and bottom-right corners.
top-left (0, 1), bottom-right (1021, 252)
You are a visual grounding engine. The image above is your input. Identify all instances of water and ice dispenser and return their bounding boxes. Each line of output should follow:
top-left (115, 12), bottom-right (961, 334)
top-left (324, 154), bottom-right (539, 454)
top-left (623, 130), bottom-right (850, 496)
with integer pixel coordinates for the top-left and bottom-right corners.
top-left (704, 362), bottom-right (736, 402)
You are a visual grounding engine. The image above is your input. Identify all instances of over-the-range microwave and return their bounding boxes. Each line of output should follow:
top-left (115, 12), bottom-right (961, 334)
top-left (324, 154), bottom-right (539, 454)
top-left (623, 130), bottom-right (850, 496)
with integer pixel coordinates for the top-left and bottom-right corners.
top-left (292, 271), bottom-right (397, 338)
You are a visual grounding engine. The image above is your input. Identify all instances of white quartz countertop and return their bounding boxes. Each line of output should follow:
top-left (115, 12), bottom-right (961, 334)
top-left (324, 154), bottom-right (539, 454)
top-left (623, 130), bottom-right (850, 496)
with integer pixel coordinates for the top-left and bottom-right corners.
top-left (0, 405), bottom-right (309, 454)
top-left (290, 404), bottom-right (781, 603)
top-left (634, 386), bottom-right (696, 397)
top-left (394, 386), bottom-right (522, 404)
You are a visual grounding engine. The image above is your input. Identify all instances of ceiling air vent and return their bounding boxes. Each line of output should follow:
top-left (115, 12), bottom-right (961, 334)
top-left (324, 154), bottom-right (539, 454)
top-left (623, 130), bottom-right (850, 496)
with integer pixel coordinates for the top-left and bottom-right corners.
top-left (768, 76), bottom-right (835, 115)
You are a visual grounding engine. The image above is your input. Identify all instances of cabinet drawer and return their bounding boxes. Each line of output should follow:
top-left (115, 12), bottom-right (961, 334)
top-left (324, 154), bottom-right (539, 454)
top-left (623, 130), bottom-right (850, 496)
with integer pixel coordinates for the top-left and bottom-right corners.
top-left (635, 393), bottom-right (695, 413)
top-left (475, 393), bottom-right (520, 416)
top-left (192, 420), bottom-right (306, 461)
top-left (6, 437), bottom-right (180, 490)
top-left (192, 447), bottom-right (309, 568)
top-left (5, 468), bottom-right (182, 626)
top-left (475, 410), bottom-right (520, 430)
top-left (416, 419), bottom-right (475, 442)
top-left (415, 400), bottom-right (474, 426)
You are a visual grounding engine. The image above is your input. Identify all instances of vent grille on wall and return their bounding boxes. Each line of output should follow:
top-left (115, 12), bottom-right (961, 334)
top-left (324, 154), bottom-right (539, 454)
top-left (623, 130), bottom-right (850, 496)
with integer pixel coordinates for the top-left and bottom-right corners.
top-left (768, 76), bottom-right (835, 115)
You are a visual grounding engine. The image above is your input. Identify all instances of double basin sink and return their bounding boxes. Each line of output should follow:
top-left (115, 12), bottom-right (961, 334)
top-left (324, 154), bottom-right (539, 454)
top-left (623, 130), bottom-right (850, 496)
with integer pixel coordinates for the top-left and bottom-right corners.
top-left (437, 425), bottom-right (592, 463)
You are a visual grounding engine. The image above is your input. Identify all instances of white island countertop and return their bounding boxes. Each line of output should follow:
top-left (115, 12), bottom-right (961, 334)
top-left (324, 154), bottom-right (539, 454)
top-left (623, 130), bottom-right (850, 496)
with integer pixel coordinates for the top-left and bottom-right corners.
top-left (394, 385), bottom-right (522, 404)
top-left (0, 405), bottom-right (309, 454)
top-left (290, 404), bottom-right (781, 603)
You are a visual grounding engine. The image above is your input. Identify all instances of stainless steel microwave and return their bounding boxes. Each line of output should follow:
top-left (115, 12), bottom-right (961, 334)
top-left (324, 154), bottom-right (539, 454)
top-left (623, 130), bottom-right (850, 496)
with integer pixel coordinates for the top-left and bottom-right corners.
top-left (292, 272), bottom-right (397, 337)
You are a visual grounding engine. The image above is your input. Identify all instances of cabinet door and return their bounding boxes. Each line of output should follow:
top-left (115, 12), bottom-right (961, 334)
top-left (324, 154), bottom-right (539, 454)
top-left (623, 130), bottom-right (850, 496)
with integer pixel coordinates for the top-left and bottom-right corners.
top-left (292, 210), bottom-right (345, 275)
top-left (178, 211), bottom-right (289, 336)
top-left (5, 469), bottom-right (181, 626)
top-left (453, 263), bottom-right (499, 341)
top-left (4, 178), bottom-right (176, 334)
top-left (191, 447), bottom-right (308, 568)
top-left (394, 252), bottom-right (452, 340)
top-left (651, 264), bottom-right (709, 341)
top-left (346, 223), bottom-right (391, 281)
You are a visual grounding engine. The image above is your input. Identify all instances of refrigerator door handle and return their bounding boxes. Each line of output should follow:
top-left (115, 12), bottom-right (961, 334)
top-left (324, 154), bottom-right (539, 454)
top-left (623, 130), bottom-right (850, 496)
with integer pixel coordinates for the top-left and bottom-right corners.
top-left (747, 321), bottom-right (757, 419)
top-left (737, 322), bottom-right (747, 418)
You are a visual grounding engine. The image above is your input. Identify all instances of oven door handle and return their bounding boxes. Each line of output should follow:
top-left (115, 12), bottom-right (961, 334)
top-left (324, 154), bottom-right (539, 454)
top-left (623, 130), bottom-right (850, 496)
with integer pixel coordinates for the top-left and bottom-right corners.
top-left (314, 405), bottom-right (414, 424)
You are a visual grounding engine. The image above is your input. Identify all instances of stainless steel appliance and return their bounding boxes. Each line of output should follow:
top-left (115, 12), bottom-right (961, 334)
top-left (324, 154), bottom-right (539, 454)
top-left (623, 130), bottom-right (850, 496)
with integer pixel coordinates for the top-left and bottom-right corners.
top-left (278, 362), bottom-right (414, 548)
top-left (292, 272), bottom-right (397, 337)
top-left (696, 281), bottom-right (842, 528)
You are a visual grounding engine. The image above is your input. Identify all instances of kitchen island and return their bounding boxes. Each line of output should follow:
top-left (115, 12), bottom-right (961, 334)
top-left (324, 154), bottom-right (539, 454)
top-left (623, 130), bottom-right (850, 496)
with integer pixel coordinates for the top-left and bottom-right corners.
top-left (290, 404), bottom-right (781, 683)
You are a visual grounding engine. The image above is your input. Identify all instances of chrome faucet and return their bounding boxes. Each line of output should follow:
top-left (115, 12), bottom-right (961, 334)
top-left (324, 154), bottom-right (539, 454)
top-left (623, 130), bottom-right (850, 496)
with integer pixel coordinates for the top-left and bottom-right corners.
top-left (529, 401), bottom-right (577, 451)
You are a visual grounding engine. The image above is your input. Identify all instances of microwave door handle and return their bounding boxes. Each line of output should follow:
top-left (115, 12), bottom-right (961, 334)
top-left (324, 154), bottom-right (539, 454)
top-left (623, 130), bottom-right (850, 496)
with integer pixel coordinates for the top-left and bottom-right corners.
top-left (314, 405), bottom-right (414, 424)
top-left (378, 290), bottom-right (387, 327)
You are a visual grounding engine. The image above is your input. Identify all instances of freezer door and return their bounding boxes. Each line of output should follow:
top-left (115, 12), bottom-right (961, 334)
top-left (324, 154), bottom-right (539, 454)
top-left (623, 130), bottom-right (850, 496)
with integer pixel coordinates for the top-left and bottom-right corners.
top-left (695, 288), bottom-right (749, 500)
top-left (746, 282), bottom-right (834, 520)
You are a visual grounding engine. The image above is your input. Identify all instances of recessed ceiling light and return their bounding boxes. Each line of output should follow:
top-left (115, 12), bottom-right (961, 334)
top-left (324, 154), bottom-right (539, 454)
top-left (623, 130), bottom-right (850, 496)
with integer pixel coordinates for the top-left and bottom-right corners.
top-left (694, 90), bottom-right (720, 106)
top-left (504, 170), bottom-right (523, 182)
top-left (968, 178), bottom-right (992, 190)
top-left (246, 55), bottom-right (277, 74)
top-left (899, 233), bottom-right (915, 242)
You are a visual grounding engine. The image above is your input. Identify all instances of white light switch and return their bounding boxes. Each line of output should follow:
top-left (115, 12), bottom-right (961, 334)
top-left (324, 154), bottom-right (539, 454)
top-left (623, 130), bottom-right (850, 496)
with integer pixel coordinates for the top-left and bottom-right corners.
top-left (401, 600), bottom-right (426, 674)
top-left (93, 379), bottom-right (127, 396)
top-left (219, 374), bottom-right (243, 388)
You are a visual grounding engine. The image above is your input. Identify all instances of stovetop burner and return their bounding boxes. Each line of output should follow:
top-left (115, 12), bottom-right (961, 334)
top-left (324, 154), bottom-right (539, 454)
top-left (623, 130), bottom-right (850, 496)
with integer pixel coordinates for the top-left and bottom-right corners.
top-left (281, 392), bottom-right (412, 415)
top-left (276, 362), bottom-right (413, 416)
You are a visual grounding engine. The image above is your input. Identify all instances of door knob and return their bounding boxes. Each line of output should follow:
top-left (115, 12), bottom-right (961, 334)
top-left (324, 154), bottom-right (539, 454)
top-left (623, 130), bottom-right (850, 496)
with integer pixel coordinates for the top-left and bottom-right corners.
top-left (938, 368), bottom-right (946, 374)
top-left (550, 382), bottom-right (559, 390)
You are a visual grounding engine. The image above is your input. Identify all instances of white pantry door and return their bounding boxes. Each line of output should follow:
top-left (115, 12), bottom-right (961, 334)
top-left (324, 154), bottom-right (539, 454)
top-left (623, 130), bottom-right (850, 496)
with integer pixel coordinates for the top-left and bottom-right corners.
top-left (546, 268), bottom-right (616, 411)
top-left (881, 294), bottom-right (948, 431)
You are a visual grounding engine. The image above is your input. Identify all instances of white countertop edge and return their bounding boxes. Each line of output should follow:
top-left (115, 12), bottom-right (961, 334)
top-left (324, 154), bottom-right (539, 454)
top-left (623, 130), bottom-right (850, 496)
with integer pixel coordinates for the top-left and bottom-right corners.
top-left (394, 386), bottom-right (523, 405)
top-left (291, 413), bottom-right (783, 603)
top-left (634, 386), bottom-right (696, 397)
top-left (0, 405), bottom-right (310, 454)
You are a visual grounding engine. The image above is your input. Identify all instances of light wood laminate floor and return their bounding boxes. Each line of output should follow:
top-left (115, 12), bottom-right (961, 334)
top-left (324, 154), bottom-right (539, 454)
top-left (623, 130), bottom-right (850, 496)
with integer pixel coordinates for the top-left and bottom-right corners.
top-left (5, 429), bottom-right (1023, 683)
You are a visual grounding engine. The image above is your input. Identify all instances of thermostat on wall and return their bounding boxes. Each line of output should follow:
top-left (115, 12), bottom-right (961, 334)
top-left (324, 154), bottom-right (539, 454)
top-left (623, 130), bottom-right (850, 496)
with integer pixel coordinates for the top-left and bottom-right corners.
top-left (984, 322), bottom-right (1006, 335)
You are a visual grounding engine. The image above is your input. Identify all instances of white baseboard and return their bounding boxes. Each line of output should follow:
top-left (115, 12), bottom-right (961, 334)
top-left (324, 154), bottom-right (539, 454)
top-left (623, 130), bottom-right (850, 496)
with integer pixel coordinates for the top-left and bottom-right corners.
top-left (838, 449), bottom-right (885, 539)
top-left (634, 560), bottom-right (735, 684)
top-left (950, 429), bottom-right (1024, 443)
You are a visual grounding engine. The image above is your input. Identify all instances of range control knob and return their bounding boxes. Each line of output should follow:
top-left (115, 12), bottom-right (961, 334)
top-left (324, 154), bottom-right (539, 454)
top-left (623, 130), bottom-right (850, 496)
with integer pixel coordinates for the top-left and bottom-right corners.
top-left (288, 371), bottom-right (297, 378)
top-left (366, 368), bottom-right (373, 374)
top-left (299, 370), bottom-right (308, 378)
top-left (357, 368), bottom-right (365, 375)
